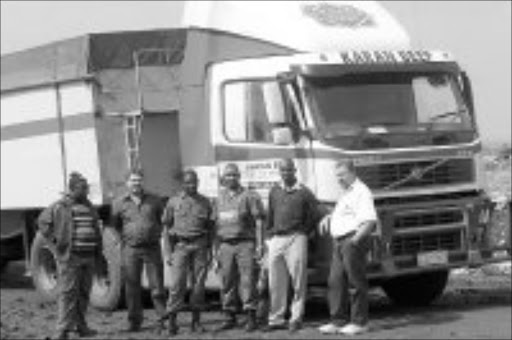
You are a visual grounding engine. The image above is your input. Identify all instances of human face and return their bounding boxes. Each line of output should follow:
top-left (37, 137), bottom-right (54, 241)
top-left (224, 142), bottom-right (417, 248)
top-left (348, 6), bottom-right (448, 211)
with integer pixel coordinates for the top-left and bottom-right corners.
top-left (335, 165), bottom-right (356, 189)
top-left (223, 167), bottom-right (240, 190)
top-left (127, 174), bottom-right (144, 196)
top-left (72, 180), bottom-right (89, 201)
top-left (183, 173), bottom-right (198, 196)
top-left (279, 160), bottom-right (297, 187)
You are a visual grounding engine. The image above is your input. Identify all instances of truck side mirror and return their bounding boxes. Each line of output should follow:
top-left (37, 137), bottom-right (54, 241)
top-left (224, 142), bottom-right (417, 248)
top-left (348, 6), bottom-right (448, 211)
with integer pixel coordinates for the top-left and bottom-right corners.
top-left (460, 71), bottom-right (475, 116)
top-left (271, 126), bottom-right (294, 145)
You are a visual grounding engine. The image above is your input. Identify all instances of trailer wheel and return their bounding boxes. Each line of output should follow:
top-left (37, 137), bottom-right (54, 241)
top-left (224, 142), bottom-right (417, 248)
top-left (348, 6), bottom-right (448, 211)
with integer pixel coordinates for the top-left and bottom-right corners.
top-left (30, 232), bottom-right (59, 302)
top-left (90, 227), bottom-right (123, 311)
top-left (381, 270), bottom-right (449, 306)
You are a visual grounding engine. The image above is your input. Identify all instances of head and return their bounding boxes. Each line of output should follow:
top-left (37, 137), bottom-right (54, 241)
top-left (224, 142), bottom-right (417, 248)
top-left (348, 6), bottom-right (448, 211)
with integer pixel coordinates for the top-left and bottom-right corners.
top-left (182, 169), bottom-right (199, 196)
top-left (335, 159), bottom-right (357, 189)
top-left (126, 169), bottom-right (144, 196)
top-left (278, 158), bottom-right (297, 187)
top-left (222, 163), bottom-right (241, 190)
top-left (68, 172), bottom-right (89, 201)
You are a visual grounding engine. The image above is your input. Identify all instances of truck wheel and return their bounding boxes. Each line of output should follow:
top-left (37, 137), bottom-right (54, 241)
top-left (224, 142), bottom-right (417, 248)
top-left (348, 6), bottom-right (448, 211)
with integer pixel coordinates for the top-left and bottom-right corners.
top-left (89, 227), bottom-right (123, 311)
top-left (30, 232), bottom-right (59, 302)
top-left (381, 270), bottom-right (449, 306)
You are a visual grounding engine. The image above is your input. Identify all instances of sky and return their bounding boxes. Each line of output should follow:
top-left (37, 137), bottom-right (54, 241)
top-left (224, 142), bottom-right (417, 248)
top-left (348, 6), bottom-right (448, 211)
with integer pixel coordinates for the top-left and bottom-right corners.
top-left (1, 1), bottom-right (510, 146)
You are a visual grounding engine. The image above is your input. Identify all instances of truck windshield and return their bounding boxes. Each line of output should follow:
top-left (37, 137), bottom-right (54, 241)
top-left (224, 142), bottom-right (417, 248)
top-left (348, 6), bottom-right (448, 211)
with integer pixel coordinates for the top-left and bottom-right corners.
top-left (303, 72), bottom-right (475, 147)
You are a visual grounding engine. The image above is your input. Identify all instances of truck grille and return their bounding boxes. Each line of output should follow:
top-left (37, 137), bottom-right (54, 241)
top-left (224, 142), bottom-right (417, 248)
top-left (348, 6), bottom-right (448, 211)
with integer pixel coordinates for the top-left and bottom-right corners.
top-left (394, 210), bottom-right (464, 229)
top-left (358, 159), bottom-right (473, 190)
top-left (391, 230), bottom-right (462, 256)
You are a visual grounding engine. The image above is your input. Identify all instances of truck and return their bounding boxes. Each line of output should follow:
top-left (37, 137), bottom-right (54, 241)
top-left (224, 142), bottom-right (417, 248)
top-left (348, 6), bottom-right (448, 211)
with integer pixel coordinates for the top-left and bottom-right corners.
top-left (1, 0), bottom-right (510, 310)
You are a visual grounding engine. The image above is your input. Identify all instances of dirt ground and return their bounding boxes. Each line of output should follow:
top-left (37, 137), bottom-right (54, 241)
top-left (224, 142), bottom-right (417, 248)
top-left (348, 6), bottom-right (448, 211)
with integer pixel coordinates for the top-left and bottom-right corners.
top-left (1, 151), bottom-right (511, 340)
top-left (1, 260), bottom-right (511, 339)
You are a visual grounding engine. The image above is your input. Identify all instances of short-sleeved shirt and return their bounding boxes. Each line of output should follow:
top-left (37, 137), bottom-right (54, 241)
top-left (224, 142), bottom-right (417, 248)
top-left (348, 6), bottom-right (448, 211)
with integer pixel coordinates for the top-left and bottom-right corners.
top-left (214, 187), bottom-right (265, 241)
top-left (162, 192), bottom-right (213, 239)
top-left (267, 182), bottom-right (319, 237)
top-left (330, 178), bottom-right (377, 238)
top-left (111, 192), bottom-right (164, 247)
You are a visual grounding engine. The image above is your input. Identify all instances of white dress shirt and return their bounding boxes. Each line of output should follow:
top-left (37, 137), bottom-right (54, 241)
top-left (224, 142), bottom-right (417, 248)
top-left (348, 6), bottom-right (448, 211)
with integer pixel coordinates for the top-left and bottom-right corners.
top-left (330, 178), bottom-right (377, 238)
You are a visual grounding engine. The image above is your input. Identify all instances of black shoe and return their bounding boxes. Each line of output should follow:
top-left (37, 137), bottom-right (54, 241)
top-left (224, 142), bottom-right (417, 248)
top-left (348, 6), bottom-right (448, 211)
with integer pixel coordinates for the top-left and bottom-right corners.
top-left (216, 311), bottom-right (237, 331)
top-left (263, 323), bottom-right (287, 332)
top-left (54, 331), bottom-right (69, 340)
top-left (77, 327), bottom-right (98, 337)
top-left (245, 310), bottom-right (257, 332)
top-left (288, 321), bottom-right (302, 333)
top-left (126, 323), bottom-right (141, 333)
top-left (167, 313), bottom-right (179, 337)
top-left (191, 311), bottom-right (206, 333)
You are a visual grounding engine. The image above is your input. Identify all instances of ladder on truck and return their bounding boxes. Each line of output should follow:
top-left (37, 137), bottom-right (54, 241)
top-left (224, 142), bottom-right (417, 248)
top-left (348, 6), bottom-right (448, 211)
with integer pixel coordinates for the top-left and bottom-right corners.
top-left (126, 48), bottom-right (179, 171)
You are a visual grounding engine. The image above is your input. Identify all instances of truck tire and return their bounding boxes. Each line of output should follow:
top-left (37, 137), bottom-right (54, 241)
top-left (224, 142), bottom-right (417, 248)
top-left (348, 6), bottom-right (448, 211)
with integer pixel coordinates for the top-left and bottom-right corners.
top-left (30, 232), bottom-right (59, 302)
top-left (381, 270), bottom-right (449, 306)
top-left (90, 227), bottom-right (123, 311)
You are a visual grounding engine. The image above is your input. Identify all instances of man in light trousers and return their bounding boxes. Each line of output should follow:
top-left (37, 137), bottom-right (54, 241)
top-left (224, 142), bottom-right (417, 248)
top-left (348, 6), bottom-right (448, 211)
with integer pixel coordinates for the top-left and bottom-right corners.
top-left (265, 158), bottom-right (319, 333)
top-left (318, 159), bottom-right (377, 335)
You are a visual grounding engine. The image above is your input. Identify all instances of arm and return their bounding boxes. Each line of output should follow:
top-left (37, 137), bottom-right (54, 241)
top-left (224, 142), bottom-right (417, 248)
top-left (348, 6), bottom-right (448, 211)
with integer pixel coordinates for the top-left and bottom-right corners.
top-left (304, 188), bottom-right (321, 237)
top-left (265, 188), bottom-right (275, 239)
top-left (249, 192), bottom-right (266, 259)
top-left (37, 204), bottom-right (56, 241)
top-left (351, 190), bottom-right (377, 244)
top-left (161, 199), bottom-right (175, 261)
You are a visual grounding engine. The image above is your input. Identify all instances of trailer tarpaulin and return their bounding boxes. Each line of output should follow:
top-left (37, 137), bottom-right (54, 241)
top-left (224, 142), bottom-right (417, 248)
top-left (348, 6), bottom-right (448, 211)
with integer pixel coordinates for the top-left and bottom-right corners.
top-left (1, 29), bottom-right (187, 92)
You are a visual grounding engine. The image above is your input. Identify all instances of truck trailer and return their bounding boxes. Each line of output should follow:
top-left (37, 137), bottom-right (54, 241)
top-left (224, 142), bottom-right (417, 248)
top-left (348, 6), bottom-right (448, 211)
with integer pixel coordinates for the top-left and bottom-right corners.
top-left (1, 1), bottom-right (510, 310)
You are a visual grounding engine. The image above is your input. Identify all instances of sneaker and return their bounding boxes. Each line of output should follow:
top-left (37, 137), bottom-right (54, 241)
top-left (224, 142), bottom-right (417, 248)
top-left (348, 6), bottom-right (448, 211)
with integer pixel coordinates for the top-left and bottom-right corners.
top-left (263, 323), bottom-right (287, 332)
top-left (288, 321), bottom-right (302, 333)
top-left (77, 327), bottom-right (98, 337)
top-left (318, 322), bottom-right (342, 334)
top-left (338, 323), bottom-right (369, 335)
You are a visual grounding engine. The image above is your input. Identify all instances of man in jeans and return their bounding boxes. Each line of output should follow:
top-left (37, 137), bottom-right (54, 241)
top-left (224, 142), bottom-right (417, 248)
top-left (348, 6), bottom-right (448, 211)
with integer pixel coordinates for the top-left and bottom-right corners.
top-left (38, 172), bottom-right (102, 340)
top-left (318, 159), bottom-right (377, 335)
top-left (110, 170), bottom-right (167, 333)
top-left (265, 158), bottom-right (319, 333)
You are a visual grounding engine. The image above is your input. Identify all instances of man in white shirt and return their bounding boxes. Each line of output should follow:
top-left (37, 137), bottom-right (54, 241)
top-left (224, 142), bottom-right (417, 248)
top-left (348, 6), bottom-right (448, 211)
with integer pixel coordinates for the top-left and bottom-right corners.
top-left (318, 159), bottom-right (377, 335)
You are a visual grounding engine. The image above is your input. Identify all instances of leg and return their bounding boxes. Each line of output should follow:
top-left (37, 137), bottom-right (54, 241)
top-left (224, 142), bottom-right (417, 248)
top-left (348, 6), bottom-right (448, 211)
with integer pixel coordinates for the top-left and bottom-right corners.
top-left (327, 240), bottom-right (350, 324)
top-left (342, 237), bottom-right (370, 326)
top-left (143, 247), bottom-right (167, 320)
top-left (123, 246), bottom-right (144, 328)
top-left (236, 241), bottom-right (257, 331)
top-left (76, 257), bottom-right (95, 333)
top-left (189, 242), bottom-right (208, 310)
top-left (166, 243), bottom-right (190, 314)
top-left (267, 237), bottom-right (289, 326)
top-left (56, 257), bottom-right (79, 336)
top-left (284, 234), bottom-right (308, 325)
top-left (218, 242), bottom-right (238, 313)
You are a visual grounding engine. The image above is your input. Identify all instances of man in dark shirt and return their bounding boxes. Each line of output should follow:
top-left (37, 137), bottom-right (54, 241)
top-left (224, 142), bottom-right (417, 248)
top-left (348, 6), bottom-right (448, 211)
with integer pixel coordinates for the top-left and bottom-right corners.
top-left (162, 169), bottom-right (214, 336)
top-left (265, 158), bottom-right (319, 333)
top-left (110, 170), bottom-right (166, 332)
top-left (213, 163), bottom-right (265, 332)
top-left (38, 172), bottom-right (102, 340)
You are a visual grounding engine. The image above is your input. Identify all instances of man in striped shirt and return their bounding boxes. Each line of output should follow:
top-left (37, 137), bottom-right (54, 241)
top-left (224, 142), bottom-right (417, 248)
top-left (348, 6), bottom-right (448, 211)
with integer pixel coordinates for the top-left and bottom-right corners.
top-left (38, 172), bottom-right (103, 340)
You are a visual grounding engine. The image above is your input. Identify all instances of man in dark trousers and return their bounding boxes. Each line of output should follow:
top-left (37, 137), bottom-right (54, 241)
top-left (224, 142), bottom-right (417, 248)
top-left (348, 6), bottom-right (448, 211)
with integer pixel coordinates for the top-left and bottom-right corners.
top-left (265, 158), bottom-right (320, 333)
top-left (110, 170), bottom-right (167, 332)
top-left (38, 172), bottom-right (102, 340)
top-left (318, 159), bottom-right (377, 335)
top-left (162, 169), bottom-right (215, 336)
top-left (213, 163), bottom-right (265, 332)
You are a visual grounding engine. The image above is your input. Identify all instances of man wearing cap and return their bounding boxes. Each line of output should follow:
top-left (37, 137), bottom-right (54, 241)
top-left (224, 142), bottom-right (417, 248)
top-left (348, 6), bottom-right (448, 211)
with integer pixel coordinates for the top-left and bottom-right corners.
top-left (110, 170), bottom-right (167, 333)
top-left (318, 159), bottom-right (377, 335)
top-left (213, 163), bottom-right (265, 332)
top-left (265, 158), bottom-right (320, 333)
top-left (162, 169), bottom-right (215, 336)
top-left (38, 172), bottom-right (102, 340)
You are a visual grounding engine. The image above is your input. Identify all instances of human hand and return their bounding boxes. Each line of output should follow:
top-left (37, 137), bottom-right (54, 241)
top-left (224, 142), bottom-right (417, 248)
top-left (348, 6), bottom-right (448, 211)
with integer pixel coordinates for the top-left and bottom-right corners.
top-left (318, 215), bottom-right (331, 235)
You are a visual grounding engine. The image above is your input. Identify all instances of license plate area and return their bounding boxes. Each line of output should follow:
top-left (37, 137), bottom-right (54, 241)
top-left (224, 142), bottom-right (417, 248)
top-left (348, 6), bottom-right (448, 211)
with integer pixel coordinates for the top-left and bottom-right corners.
top-left (417, 250), bottom-right (448, 267)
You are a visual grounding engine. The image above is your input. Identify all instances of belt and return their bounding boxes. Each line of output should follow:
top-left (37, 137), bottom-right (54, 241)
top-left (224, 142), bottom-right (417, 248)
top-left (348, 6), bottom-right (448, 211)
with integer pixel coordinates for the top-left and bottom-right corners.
top-left (220, 238), bottom-right (254, 244)
top-left (175, 234), bottom-right (205, 243)
top-left (334, 230), bottom-right (356, 242)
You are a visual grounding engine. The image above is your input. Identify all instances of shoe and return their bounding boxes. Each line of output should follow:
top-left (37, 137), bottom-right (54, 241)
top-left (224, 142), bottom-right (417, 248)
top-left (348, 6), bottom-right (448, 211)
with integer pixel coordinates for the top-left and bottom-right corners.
top-left (54, 331), bottom-right (69, 340)
top-left (126, 323), bottom-right (141, 332)
top-left (263, 323), bottom-right (287, 332)
top-left (318, 322), bottom-right (342, 334)
top-left (167, 313), bottom-right (179, 336)
top-left (288, 321), bottom-right (302, 333)
top-left (216, 311), bottom-right (237, 331)
top-left (77, 327), bottom-right (98, 337)
top-left (338, 323), bottom-right (369, 335)
top-left (190, 311), bottom-right (206, 333)
top-left (245, 310), bottom-right (257, 332)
